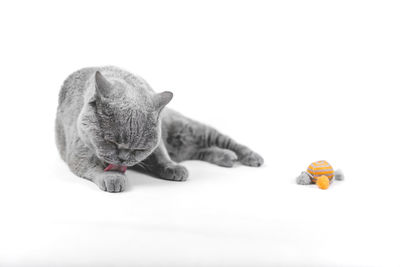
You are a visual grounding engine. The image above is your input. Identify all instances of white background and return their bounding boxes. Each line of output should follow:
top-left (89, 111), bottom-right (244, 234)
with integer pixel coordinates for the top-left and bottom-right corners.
top-left (1, 0), bottom-right (399, 266)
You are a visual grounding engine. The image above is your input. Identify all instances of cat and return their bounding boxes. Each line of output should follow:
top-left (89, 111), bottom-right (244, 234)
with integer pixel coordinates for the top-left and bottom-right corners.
top-left (56, 66), bottom-right (264, 192)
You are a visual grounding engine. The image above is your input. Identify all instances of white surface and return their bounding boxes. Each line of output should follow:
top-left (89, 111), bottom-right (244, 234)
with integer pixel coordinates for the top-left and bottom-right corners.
top-left (1, 0), bottom-right (400, 266)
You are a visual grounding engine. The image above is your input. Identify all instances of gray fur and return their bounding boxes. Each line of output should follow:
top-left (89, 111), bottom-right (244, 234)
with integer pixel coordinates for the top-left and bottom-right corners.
top-left (56, 66), bottom-right (264, 192)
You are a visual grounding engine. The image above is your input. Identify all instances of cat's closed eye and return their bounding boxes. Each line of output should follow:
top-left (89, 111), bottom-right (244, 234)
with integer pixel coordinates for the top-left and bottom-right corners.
top-left (109, 140), bottom-right (148, 152)
top-left (104, 139), bottom-right (118, 147)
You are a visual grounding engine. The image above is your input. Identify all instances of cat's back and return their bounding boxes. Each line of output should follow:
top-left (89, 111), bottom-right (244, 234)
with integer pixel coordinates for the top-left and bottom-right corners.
top-left (58, 67), bottom-right (96, 111)
top-left (58, 66), bottom-right (153, 110)
top-left (56, 67), bottom-right (97, 158)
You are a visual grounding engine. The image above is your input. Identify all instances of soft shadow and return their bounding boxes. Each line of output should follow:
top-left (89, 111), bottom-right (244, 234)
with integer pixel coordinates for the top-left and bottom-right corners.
top-left (124, 170), bottom-right (175, 191)
top-left (124, 160), bottom-right (266, 191)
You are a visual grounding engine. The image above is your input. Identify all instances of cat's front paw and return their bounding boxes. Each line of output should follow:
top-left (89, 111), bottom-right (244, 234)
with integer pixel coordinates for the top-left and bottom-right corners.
top-left (160, 164), bottom-right (189, 181)
top-left (239, 152), bottom-right (264, 167)
top-left (96, 173), bottom-right (127, 193)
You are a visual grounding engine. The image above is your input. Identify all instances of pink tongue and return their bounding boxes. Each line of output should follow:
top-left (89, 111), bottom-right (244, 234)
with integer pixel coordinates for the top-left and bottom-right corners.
top-left (104, 164), bottom-right (127, 173)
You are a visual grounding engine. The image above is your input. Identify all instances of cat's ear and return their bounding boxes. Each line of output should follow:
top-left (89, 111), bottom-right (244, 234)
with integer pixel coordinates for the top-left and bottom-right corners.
top-left (94, 71), bottom-right (113, 98)
top-left (153, 91), bottom-right (173, 111)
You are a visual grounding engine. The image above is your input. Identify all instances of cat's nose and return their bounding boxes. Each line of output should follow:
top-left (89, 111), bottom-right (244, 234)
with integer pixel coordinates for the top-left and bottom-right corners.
top-left (118, 149), bottom-right (130, 161)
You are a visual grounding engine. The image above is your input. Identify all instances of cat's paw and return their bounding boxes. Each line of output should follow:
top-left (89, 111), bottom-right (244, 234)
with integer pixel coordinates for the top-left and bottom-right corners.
top-left (160, 164), bottom-right (189, 181)
top-left (239, 152), bottom-right (264, 167)
top-left (96, 173), bottom-right (127, 193)
top-left (215, 150), bottom-right (238, 167)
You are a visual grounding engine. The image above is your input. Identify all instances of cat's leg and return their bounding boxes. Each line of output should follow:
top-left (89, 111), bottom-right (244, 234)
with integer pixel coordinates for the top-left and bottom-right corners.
top-left (191, 146), bottom-right (238, 167)
top-left (133, 141), bottom-right (189, 181)
top-left (66, 144), bottom-right (127, 193)
top-left (203, 128), bottom-right (264, 167)
top-left (162, 109), bottom-right (264, 167)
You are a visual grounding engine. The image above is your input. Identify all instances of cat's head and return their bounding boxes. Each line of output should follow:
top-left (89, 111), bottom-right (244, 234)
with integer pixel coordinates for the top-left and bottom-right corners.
top-left (79, 71), bottom-right (172, 167)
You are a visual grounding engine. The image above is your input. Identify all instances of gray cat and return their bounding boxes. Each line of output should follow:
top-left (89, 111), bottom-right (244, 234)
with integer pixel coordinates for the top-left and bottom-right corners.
top-left (56, 66), bottom-right (264, 192)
